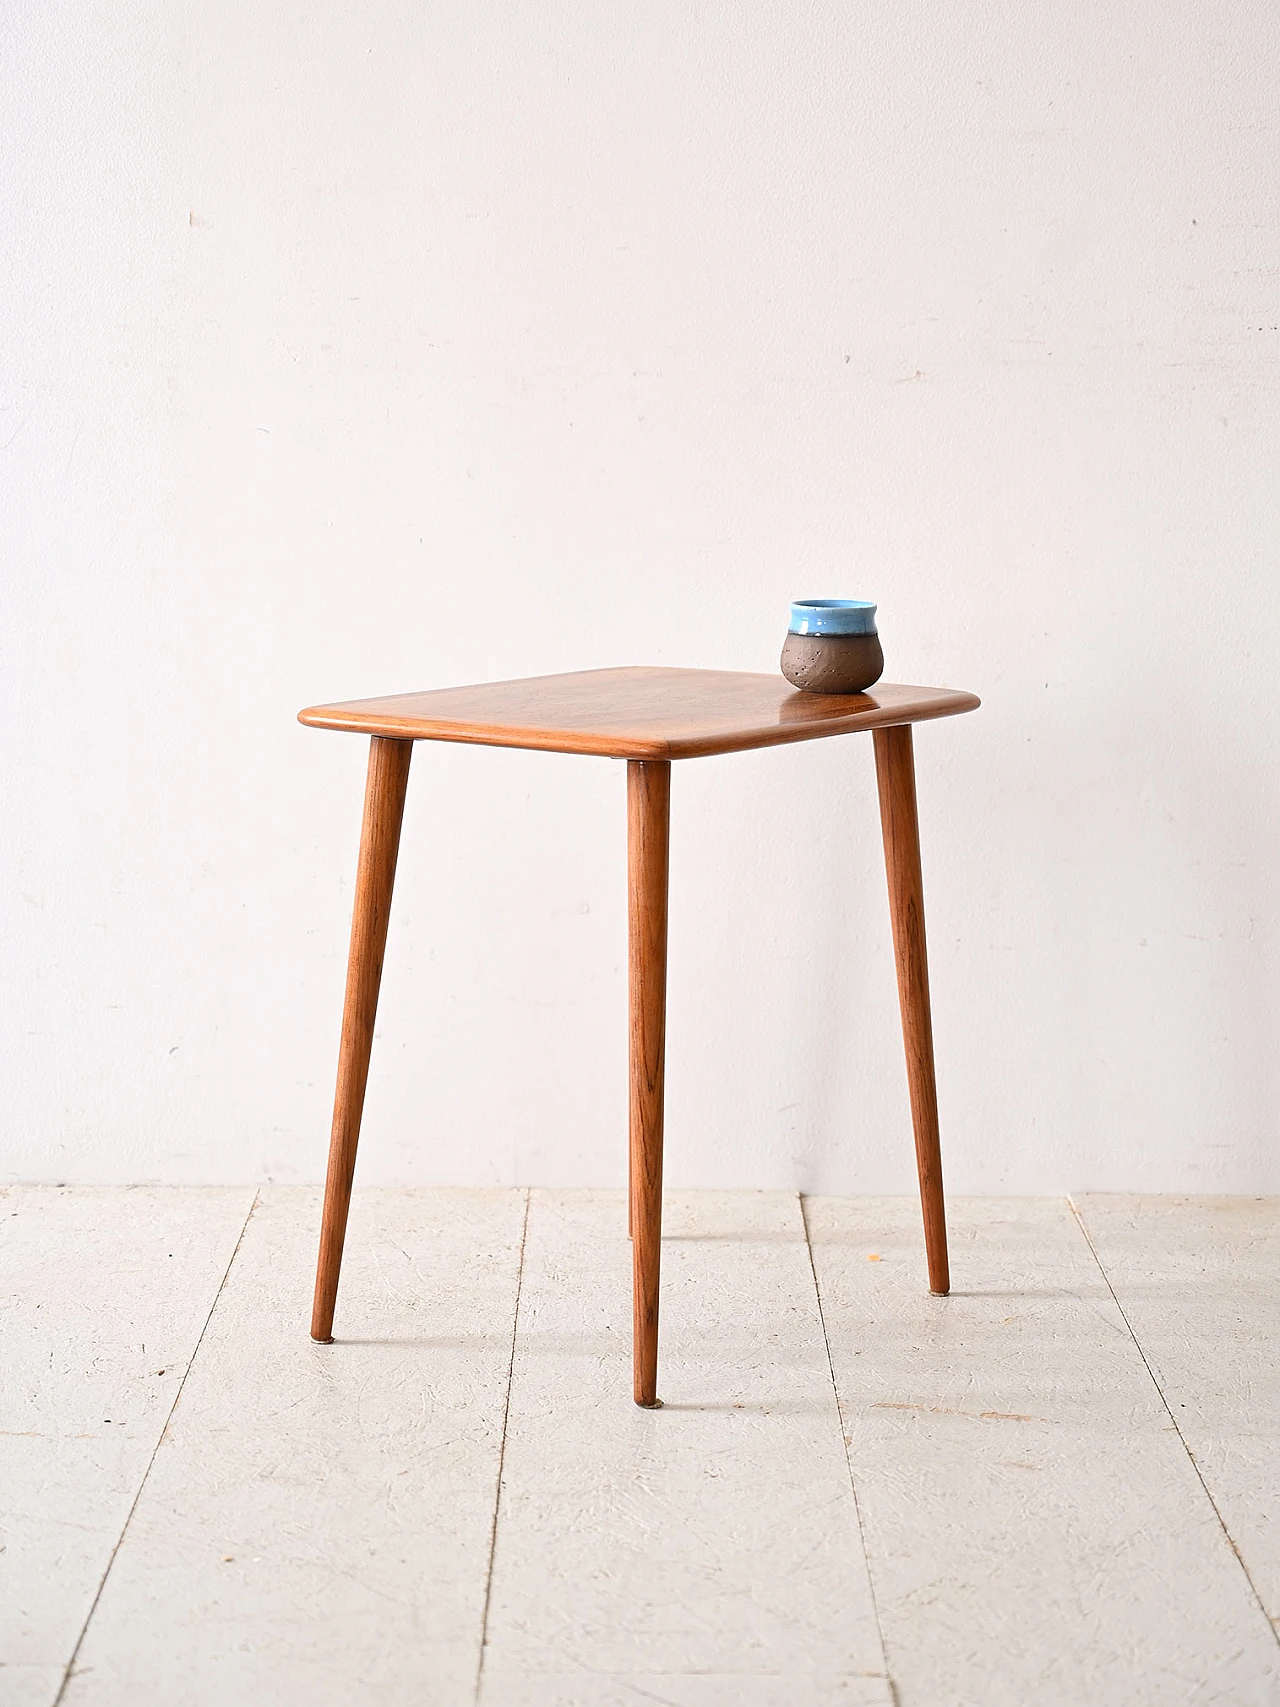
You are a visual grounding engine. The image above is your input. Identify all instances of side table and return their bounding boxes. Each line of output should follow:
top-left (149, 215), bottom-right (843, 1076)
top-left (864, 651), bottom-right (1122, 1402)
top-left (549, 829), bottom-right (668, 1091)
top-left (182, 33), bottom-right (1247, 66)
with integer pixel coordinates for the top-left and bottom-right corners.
top-left (299, 666), bottom-right (980, 1406)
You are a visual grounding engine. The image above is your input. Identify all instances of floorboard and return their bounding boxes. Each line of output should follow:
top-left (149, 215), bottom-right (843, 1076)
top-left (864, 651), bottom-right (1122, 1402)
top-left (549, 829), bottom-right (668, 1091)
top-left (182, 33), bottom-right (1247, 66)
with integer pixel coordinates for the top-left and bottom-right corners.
top-left (0, 1668), bottom-right (66, 1707)
top-left (12, 1188), bottom-right (1279, 1705)
top-left (1075, 1194), bottom-right (1280, 1641)
top-left (804, 1195), bottom-right (1280, 1707)
top-left (61, 1187), bottom-right (526, 1707)
top-left (477, 1190), bottom-right (889, 1706)
top-left (0, 1185), bottom-right (253, 1707)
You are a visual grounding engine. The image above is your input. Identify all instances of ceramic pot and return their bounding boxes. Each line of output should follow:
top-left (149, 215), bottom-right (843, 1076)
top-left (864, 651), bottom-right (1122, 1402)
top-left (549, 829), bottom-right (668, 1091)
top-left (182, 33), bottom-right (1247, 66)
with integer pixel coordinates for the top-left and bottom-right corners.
top-left (780, 599), bottom-right (884, 694)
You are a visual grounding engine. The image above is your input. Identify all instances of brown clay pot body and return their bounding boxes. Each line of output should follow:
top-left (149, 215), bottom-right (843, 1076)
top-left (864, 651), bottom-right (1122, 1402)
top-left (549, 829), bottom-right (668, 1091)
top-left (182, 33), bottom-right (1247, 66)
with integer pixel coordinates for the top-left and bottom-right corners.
top-left (780, 630), bottom-right (884, 694)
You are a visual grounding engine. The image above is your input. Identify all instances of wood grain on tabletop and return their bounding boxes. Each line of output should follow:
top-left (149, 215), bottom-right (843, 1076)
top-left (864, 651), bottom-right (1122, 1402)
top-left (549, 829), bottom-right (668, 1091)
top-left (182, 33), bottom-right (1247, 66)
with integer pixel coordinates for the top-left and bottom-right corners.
top-left (298, 667), bottom-right (980, 760)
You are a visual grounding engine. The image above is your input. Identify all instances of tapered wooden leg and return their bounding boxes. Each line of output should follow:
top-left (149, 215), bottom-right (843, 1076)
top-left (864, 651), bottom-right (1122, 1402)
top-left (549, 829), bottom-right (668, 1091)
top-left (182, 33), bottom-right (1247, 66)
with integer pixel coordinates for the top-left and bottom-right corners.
top-left (627, 759), bottom-right (670, 1406)
top-left (873, 725), bottom-right (950, 1296)
top-left (311, 736), bottom-right (414, 1342)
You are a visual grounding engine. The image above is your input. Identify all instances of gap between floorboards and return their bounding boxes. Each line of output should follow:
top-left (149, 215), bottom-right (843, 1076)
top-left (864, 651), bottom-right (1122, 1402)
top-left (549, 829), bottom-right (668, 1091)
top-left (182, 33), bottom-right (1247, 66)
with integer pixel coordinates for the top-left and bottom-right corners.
top-left (799, 1191), bottom-right (896, 1702)
top-left (1067, 1193), bottom-right (1280, 1658)
top-left (51, 1190), bottom-right (261, 1706)
top-left (474, 1187), bottom-right (532, 1707)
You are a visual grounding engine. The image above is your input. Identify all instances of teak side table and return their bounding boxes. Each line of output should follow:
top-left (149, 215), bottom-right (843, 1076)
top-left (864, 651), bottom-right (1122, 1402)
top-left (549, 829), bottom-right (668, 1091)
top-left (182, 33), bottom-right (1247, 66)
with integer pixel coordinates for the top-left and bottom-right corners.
top-left (299, 666), bottom-right (980, 1407)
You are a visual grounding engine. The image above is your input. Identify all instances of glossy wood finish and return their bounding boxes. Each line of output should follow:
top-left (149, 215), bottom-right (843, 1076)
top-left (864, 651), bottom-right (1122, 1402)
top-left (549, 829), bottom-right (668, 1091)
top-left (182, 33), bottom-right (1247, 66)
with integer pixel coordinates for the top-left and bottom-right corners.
top-left (299, 667), bottom-right (980, 761)
top-left (627, 760), bottom-right (670, 1407)
top-left (311, 736), bottom-right (413, 1342)
top-left (873, 725), bottom-right (949, 1295)
top-left (301, 667), bottom-right (978, 1391)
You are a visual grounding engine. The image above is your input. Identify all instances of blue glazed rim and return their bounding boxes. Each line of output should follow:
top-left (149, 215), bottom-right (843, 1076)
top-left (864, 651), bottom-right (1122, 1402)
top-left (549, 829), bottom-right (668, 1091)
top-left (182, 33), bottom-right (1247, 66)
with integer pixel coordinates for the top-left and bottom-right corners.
top-left (788, 598), bottom-right (878, 637)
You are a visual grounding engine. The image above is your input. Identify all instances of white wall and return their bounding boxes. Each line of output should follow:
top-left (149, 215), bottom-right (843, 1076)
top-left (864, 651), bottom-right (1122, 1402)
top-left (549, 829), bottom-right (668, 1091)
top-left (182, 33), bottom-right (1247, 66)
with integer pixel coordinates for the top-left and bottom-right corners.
top-left (4, 2), bottom-right (1279, 1193)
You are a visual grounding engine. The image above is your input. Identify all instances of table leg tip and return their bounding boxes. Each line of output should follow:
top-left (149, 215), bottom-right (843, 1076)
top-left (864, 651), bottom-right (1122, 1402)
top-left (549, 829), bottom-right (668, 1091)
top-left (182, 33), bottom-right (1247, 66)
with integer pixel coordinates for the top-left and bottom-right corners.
top-left (311, 1333), bottom-right (335, 1344)
top-left (633, 1396), bottom-right (664, 1409)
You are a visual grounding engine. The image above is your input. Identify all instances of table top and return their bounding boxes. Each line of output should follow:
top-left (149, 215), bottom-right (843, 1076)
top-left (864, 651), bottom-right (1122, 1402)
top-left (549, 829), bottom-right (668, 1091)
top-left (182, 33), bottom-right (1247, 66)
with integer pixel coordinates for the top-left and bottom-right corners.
top-left (299, 667), bottom-right (979, 761)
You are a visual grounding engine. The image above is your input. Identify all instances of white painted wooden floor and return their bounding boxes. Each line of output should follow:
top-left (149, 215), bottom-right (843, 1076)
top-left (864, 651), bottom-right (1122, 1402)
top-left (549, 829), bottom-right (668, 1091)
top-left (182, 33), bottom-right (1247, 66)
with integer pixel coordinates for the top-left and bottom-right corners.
top-left (2, 1189), bottom-right (1278, 1707)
